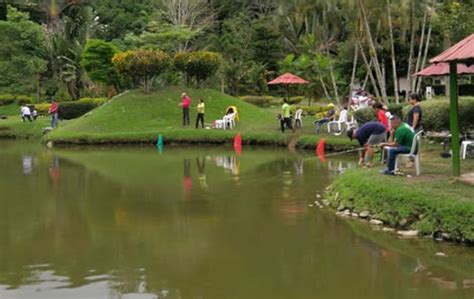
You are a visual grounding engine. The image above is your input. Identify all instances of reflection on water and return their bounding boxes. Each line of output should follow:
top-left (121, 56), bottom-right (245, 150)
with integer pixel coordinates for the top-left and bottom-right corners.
top-left (0, 141), bottom-right (473, 299)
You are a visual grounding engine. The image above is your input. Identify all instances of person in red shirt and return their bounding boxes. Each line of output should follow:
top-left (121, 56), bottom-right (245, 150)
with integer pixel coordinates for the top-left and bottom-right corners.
top-left (179, 92), bottom-right (191, 126)
top-left (373, 102), bottom-right (389, 132)
top-left (48, 100), bottom-right (59, 128)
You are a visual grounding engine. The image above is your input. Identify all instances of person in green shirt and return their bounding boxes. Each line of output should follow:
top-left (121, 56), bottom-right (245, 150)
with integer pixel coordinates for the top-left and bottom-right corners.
top-left (195, 99), bottom-right (205, 129)
top-left (281, 99), bottom-right (294, 133)
top-left (380, 115), bottom-right (415, 175)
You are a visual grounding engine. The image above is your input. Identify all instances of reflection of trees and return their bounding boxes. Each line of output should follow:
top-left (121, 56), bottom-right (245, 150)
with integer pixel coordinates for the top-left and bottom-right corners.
top-left (1, 146), bottom-right (473, 299)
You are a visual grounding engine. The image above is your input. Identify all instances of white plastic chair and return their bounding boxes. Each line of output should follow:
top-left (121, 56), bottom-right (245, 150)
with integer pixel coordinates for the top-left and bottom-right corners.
top-left (294, 109), bottom-right (303, 128)
top-left (223, 113), bottom-right (236, 130)
top-left (461, 140), bottom-right (474, 159)
top-left (328, 110), bottom-right (355, 136)
top-left (394, 130), bottom-right (424, 176)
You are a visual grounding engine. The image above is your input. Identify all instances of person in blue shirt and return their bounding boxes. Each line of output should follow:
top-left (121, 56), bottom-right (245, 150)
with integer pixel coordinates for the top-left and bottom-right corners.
top-left (347, 122), bottom-right (387, 167)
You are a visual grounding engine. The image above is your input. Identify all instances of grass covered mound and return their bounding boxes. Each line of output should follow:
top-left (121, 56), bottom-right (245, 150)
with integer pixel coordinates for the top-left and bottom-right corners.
top-left (327, 145), bottom-right (474, 243)
top-left (46, 88), bottom-right (285, 144)
top-left (45, 87), bottom-right (359, 149)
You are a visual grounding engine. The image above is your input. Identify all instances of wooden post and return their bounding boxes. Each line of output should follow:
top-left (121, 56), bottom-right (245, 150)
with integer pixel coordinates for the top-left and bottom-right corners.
top-left (449, 62), bottom-right (461, 177)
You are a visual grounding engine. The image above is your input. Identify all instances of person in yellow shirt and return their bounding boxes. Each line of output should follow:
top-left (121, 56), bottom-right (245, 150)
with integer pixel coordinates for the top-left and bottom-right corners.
top-left (195, 99), bottom-right (205, 129)
top-left (281, 99), bottom-right (294, 133)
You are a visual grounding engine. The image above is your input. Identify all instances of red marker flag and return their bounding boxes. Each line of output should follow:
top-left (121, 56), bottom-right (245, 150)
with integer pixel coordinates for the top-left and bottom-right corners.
top-left (317, 139), bottom-right (326, 162)
top-left (234, 133), bottom-right (242, 156)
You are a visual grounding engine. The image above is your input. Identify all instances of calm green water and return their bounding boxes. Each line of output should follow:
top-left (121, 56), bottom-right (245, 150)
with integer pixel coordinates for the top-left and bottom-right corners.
top-left (0, 140), bottom-right (473, 299)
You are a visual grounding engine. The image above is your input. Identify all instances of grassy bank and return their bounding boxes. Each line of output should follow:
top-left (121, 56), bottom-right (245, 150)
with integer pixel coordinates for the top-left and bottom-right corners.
top-left (326, 144), bottom-right (474, 243)
top-left (38, 87), bottom-right (358, 150)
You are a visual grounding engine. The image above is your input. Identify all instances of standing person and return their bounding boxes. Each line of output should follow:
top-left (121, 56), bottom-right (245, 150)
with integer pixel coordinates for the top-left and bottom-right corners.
top-left (195, 99), bottom-right (205, 129)
top-left (407, 94), bottom-right (423, 132)
top-left (347, 122), bottom-right (387, 168)
top-left (380, 115), bottom-right (415, 175)
top-left (179, 92), bottom-right (191, 126)
top-left (20, 104), bottom-right (32, 122)
top-left (373, 102), bottom-right (389, 132)
top-left (48, 100), bottom-right (59, 128)
top-left (281, 99), bottom-right (294, 133)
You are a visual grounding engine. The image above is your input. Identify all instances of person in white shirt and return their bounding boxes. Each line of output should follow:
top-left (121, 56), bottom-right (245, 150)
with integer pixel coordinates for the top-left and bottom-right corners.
top-left (21, 105), bottom-right (32, 122)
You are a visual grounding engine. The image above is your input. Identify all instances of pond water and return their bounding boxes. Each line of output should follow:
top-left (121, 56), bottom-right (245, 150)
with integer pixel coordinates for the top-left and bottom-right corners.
top-left (0, 140), bottom-right (473, 299)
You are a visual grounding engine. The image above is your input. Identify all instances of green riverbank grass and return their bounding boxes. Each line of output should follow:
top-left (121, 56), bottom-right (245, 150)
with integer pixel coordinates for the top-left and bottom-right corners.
top-left (0, 117), bottom-right (50, 139)
top-left (328, 143), bottom-right (474, 242)
top-left (44, 88), bottom-right (359, 149)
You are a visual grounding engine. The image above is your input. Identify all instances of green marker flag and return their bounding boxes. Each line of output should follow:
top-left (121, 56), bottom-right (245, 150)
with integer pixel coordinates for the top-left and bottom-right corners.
top-left (157, 134), bottom-right (164, 148)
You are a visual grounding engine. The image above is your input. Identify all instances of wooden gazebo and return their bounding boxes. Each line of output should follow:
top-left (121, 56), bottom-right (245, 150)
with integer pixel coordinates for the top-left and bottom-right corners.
top-left (430, 33), bottom-right (474, 177)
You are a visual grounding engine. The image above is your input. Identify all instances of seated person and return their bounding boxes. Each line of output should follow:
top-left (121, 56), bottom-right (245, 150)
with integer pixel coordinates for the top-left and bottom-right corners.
top-left (379, 116), bottom-right (415, 175)
top-left (347, 122), bottom-right (387, 168)
top-left (314, 104), bottom-right (336, 133)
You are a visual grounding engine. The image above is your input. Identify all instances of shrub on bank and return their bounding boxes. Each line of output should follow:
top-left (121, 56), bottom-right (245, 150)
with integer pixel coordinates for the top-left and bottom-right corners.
top-left (353, 107), bottom-right (376, 124)
top-left (402, 98), bottom-right (474, 132)
top-left (16, 95), bottom-right (33, 105)
top-left (288, 96), bottom-right (304, 105)
top-left (0, 94), bottom-right (33, 106)
top-left (35, 98), bottom-right (107, 119)
top-left (241, 96), bottom-right (274, 107)
top-left (291, 105), bottom-right (333, 117)
top-left (0, 94), bottom-right (15, 106)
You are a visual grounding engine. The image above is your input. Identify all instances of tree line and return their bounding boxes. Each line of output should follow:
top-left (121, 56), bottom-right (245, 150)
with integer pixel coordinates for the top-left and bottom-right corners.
top-left (0, 0), bottom-right (473, 104)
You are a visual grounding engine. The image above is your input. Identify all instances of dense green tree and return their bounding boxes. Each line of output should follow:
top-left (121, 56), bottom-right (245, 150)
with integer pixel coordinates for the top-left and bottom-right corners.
top-left (92, 0), bottom-right (154, 41)
top-left (81, 39), bottom-right (121, 90)
top-left (0, 6), bottom-right (47, 100)
top-left (174, 51), bottom-right (221, 85)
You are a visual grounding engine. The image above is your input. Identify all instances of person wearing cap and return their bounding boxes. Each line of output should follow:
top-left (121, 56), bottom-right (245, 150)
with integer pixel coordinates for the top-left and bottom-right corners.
top-left (347, 122), bottom-right (387, 167)
top-left (313, 103), bottom-right (336, 133)
top-left (379, 115), bottom-right (415, 175)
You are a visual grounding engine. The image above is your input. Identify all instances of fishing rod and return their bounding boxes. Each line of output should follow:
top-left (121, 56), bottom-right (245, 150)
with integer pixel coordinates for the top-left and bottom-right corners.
top-left (323, 147), bottom-right (366, 157)
top-left (304, 145), bottom-right (384, 161)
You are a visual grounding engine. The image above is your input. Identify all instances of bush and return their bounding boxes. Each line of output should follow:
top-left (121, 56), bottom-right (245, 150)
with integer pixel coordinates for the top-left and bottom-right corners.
top-left (113, 49), bottom-right (171, 92)
top-left (15, 95), bottom-right (33, 105)
top-left (291, 105), bottom-right (333, 117)
top-left (288, 96), bottom-right (304, 105)
top-left (353, 107), bottom-right (376, 124)
top-left (402, 98), bottom-right (474, 132)
top-left (34, 103), bottom-right (51, 114)
top-left (241, 96), bottom-right (274, 107)
top-left (36, 98), bottom-right (107, 119)
top-left (174, 51), bottom-right (221, 84)
top-left (81, 39), bottom-right (120, 87)
top-left (0, 94), bottom-right (15, 106)
top-left (387, 103), bottom-right (406, 118)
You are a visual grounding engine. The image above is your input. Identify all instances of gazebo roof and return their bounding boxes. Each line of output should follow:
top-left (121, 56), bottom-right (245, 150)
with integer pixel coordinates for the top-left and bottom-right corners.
top-left (430, 33), bottom-right (474, 64)
top-left (268, 73), bottom-right (309, 85)
top-left (416, 63), bottom-right (474, 77)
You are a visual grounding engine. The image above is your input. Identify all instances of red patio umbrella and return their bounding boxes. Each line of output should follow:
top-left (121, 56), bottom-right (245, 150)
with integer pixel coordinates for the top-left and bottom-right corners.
top-left (268, 72), bottom-right (309, 99)
top-left (416, 63), bottom-right (474, 77)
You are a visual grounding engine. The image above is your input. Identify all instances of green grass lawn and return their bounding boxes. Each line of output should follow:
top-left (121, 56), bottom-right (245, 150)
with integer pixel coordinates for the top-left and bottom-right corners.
top-left (327, 143), bottom-right (474, 242)
top-left (0, 117), bottom-right (50, 139)
top-left (0, 103), bottom-right (20, 116)
top-left (44, 87), bottom-right (359, 149)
